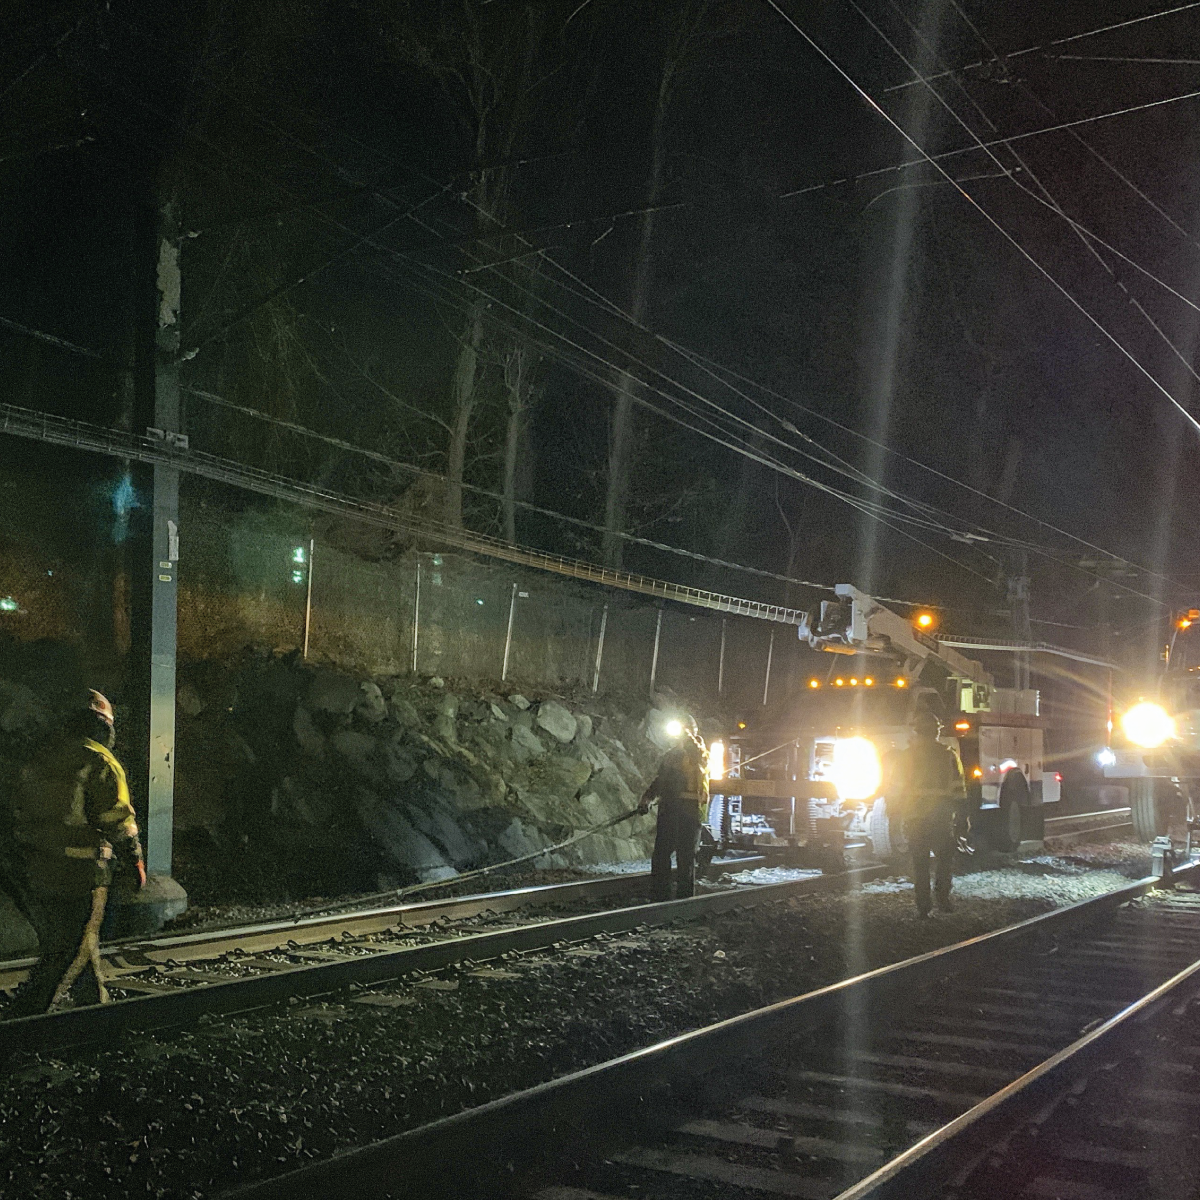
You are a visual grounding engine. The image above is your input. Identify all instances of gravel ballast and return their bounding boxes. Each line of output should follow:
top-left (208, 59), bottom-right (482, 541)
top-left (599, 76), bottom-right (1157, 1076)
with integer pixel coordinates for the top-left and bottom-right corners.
top-left (0, 850), bottom-right (1163, 1198)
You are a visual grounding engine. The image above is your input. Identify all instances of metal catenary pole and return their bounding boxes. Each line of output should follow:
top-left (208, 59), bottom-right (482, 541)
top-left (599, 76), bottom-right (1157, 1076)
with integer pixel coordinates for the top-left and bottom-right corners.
top-left (411, 557), bottom-right (421, 675)
top-left (649, 605), bottom-right (663, 694)
top-left (592, 603), bottom-right (608, 693)
top-left (144, 198), bottom-right (181, 881)
top-left (501, 582), bottom-right (518, 681)
top-left (302, 536), bottom-right (315, 659)
top-left (718, 617), bottom-right (727, 695)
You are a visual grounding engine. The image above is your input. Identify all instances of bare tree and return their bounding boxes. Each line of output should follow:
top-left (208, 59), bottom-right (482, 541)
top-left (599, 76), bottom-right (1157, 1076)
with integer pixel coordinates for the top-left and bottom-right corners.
top-left (601, 0), bottom-right (718, 568)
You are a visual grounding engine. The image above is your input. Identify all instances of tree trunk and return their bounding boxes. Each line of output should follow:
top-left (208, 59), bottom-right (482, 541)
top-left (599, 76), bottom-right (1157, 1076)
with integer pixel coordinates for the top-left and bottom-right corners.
top-left (443, 298), bottom-right (485, 529)
top-left (502, 344), bottom-right (536, 544)
top-left (602, 69), bottom-right (671, 570)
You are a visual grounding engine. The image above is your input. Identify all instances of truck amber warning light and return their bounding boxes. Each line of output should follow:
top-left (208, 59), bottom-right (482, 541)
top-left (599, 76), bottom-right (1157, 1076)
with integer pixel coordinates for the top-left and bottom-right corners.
top-left (915, 611), bottom-right (936, 630)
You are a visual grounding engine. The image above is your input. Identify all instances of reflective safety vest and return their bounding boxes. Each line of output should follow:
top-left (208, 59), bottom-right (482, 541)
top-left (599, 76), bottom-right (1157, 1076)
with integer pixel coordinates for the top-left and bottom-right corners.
top-left (15, 736), bottom-right (142, 897)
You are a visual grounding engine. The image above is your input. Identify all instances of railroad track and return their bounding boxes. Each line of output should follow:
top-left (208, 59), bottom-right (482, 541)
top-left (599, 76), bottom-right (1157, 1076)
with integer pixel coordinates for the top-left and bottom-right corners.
top-left (224, 860), bottom-right (1200, 1200)
top-left (0, 860), bottom-right (881, 1055)
top-left (1043, 806), bottom-right (1134, 847)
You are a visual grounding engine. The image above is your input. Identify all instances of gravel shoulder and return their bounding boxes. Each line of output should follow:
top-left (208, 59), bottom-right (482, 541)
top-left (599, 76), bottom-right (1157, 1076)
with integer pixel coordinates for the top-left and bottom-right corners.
top-left (0, 848), bottom-right (1156, 1198)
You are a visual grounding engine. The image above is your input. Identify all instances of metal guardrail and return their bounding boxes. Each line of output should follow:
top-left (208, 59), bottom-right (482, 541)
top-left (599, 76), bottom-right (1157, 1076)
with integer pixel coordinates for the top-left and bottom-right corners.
top-left (938, 634), bottom-right (1116, 669)
top-left (0, 401), bottom-right (809, 625)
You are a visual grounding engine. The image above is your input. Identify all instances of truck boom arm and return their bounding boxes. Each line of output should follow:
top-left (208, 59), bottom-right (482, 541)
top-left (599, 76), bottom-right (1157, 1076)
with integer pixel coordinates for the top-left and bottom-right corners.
top-left (798, 584), bottom-right (993, 690)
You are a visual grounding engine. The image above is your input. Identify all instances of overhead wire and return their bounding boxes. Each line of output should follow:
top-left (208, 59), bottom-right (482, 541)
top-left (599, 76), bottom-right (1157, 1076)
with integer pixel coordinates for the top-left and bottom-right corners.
top-left (179, 383), bottom-right (840, 593)
top-left (881, 1), bottom-right (1200, 93)
top-left (764, 0), bottom-right (1200, 454)
top-left (77, 8), bottom-right (1182, 604)
top-left (862, 0), bottom-right (1200, 497)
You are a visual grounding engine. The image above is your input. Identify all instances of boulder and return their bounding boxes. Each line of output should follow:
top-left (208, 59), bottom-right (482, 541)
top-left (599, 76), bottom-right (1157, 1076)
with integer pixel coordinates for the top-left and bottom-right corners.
top-left (355, 680), bottom-right (387, 724)
top-left (177, 682), bottom-right (205, 718)
top-left (409, 800), bottom-right (480, 864)
top-left (356, 790), bottom-right (456, 881)
top-left (0, 681), bottom-right (50, 736)
top-left (331, 729), bottom-right (378, 778)
top-left (489, 703), bottom-right (508, 721)
top-left (292, 705), bottom-right (325, 757)
top-left (429, 676), bottom-right (445, 688)
top-left (0, 892), bottom-right (36, 958)
top-left (510, 724), bottom-right (545, 762)
top-left (383, 735), bottom-right (417, 783)
top-left (307, 670), bottom-right (362, 715)
top-left (437, 693), bottom-right (459, 720)
top-left (509, 693), bottom-right (530, 710)
top-left (536, 700), bottom-right (577, 744)
top-left (574, 713), bottom-right (593, 742)
top-left (389, 696), bottom-right (422, 726)
top-left (496, 817), bottom-right (543, 859)
top-left (432, 714), bottom-right (457, 745)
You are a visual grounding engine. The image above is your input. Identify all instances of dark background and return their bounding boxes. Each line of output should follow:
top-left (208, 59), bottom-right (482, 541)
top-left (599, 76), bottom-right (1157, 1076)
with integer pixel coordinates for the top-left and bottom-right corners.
top-left (2, 0), bottom-right (1199, 699)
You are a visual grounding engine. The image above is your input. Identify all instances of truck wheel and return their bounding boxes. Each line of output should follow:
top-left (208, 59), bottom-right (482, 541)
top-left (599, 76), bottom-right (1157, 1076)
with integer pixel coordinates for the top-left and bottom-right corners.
top-left (868, 798), bottom-right (903, 860)
top-left (1130, 778), bottom-right (1184, 842)
top-left (993, 772), bottom-right (1029, 853)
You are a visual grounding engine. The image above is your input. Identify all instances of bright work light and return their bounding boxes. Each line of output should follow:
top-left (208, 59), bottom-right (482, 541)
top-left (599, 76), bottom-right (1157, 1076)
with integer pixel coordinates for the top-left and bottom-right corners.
top-left (1121, 702), bottom-right (1174, 749)
top-left (708, 739), bottom-right (725, 781)
top-left (830, 736), bottom-right (882, 802)
top-left (664, 718), bottom-right (684, 739)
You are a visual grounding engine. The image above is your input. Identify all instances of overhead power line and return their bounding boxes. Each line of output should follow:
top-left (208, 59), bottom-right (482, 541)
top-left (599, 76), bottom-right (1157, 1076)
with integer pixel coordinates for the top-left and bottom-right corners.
top-left (764, 0), bottom-right (1200, 445)
top-left (181, 383), bottom-right (838, 594)
top-left (881, 1), bottom-right (1200, 93)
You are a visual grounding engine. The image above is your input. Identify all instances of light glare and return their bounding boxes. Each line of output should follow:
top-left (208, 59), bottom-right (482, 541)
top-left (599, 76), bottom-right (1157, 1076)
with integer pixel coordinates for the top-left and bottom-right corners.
top-left (830, 736), bottom-right (882, 802)
top-left (1121, 702), bottom-right (1174, 749)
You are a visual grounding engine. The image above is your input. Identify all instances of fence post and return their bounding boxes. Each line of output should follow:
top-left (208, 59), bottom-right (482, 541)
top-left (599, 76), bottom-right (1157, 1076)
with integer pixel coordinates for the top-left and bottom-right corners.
top-left (502, 582), bottom-right (518, 681)
top-left (718, 618), bottom-right (727, 696)
top-left (592, 603), bottom-right (608, 693)
top-left (302, 536), bottom-right (315, 660)
top-left (411, 557), bottom-right (421, 675)
top-left (762, 626), bottom-right (776, 707)
top-left (649, 605), bottom-right (663, 694)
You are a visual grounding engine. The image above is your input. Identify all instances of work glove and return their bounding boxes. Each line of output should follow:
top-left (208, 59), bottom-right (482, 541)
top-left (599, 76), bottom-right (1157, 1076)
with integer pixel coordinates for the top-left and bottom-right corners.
top-left (956, 836), bottom-right (974, 856)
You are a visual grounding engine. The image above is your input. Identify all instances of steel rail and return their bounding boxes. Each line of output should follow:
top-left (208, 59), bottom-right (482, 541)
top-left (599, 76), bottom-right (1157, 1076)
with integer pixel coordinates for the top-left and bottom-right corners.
top-left (0, 871), bottom-right (651, 995)
top-left (0, 859), bottom-right (771, 994)
top-left (836, 948), bottom-right (1200, 1199)
top-left (0, 865), bottom-right (885, 1057)
top-left (1043, 806), bottom-right (1135, 846)
top-left (221, 861), bottom-right (1199, 1200)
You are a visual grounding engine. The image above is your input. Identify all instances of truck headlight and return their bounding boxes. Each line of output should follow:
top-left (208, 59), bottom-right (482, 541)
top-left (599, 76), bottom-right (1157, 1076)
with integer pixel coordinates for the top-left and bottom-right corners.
top-left (708, 739), bottom-right (725, 782)
top-left (831, 736), bottom-right (882, 801)
top-left (1121, 701), bottom-right (1174, 749)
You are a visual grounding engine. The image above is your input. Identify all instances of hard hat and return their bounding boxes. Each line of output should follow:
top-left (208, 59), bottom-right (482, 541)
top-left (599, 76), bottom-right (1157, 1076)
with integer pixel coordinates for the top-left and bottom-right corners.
top-left (912, 708), bottom-right (941, 735)
top-left (88, 690), bottom-right (115, 728)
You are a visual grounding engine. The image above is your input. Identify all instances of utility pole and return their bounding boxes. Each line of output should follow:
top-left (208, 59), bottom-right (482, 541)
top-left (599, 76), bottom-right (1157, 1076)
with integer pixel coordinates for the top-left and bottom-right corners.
top-left (1007, 549), bottom-right (1031, 691)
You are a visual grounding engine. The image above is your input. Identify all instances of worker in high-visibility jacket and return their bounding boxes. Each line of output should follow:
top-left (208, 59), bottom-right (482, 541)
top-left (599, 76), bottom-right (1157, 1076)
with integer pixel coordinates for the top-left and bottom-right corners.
top-left (890, 708), bottom-right (966, 917)
top-left (639, 718), bottom-right (709, 901)
top-left (8, 690), bottom-right (145, 1016)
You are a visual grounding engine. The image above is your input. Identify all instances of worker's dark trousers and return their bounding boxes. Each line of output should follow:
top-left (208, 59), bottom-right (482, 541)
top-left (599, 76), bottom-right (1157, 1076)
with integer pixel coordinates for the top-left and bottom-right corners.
top-left (8, 888), bottom-right (107, 1017)
top-left (905, 815), bottom-right (955, 916)
top-left (651, 798), bottom-right (701, 901)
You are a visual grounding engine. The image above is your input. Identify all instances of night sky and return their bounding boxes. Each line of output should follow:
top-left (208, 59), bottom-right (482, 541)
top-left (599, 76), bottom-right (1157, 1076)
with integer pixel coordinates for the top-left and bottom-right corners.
top-left (4, 0), bottom-right (1200, 678)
